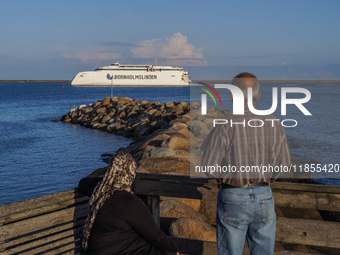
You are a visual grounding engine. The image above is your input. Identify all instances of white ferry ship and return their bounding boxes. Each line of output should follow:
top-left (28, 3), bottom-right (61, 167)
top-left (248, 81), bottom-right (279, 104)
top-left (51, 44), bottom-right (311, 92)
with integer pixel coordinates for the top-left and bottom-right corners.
top-left (71, 63), bottom-right (190, 86)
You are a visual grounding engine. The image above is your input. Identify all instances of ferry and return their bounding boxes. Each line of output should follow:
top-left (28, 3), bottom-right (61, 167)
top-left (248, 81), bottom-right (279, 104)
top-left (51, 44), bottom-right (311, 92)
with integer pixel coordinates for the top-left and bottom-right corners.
top-left (71, 63), bottom-right (190, 86)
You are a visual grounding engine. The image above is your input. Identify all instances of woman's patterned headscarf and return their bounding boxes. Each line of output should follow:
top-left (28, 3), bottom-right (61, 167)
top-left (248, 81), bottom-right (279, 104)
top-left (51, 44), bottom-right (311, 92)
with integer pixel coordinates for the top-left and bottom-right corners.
top-left (82, 151), bottom-right (137, 251)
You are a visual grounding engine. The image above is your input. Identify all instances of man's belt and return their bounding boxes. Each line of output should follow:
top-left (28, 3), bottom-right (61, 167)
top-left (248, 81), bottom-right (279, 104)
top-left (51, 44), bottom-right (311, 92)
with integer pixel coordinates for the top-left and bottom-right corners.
top-left (219, 182), bottom-right (269, 189)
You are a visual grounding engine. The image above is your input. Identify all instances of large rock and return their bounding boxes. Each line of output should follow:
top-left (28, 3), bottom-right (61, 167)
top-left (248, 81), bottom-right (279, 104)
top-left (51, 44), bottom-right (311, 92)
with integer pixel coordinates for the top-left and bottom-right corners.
top-left (139, 156), bottom-right (190, 174)
top-left (162, 136), bottom-right (190, 150)
top-left (199, 200), bottom-right (217, 225)
top-left (160, 199), bottom-right (206, 235)
top-left (170, 217), bottom-right (216, 242)
top-left (149, 147), bottom-right (175, 159)
top-left (190, 120), bottom-right (210, 137)
top-left (160, 199), bottom-right (205, 221)
top-left (102, 97), bottom-right (111, 106)
top-left (161, 197), bottom-right (201, 212)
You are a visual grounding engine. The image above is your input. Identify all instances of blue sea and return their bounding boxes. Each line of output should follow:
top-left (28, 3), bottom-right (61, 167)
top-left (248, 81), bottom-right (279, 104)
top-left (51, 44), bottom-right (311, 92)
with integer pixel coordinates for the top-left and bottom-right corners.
top-left (0, 82), bottom-right (339, 205)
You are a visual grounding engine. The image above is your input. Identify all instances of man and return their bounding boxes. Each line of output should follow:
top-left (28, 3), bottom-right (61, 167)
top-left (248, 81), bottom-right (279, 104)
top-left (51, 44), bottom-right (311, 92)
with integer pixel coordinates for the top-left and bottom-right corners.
top-left (201, 72), bottom-right (291, 255)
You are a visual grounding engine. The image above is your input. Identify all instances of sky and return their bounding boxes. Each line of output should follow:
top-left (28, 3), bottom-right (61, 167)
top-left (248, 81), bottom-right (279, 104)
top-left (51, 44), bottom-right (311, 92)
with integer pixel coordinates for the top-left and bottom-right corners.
top-left (0, 0), bottom-right (340, 80)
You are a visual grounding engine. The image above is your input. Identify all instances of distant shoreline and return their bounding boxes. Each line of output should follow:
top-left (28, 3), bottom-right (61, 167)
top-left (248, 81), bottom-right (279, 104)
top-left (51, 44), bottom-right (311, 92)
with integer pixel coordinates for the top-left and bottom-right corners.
top-left (1, 79), bottom-right (340, 84)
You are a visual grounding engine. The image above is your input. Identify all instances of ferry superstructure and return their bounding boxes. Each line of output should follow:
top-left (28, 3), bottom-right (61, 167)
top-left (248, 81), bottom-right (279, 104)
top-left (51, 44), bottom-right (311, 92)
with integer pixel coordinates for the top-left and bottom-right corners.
top-left (71, 63), bottom-right (190, 86)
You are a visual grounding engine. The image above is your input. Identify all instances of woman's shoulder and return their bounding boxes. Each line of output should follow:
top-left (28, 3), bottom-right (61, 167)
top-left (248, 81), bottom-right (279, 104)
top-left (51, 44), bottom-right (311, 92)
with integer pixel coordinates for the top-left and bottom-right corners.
top-left (109, 191), bottom-right (141, 205)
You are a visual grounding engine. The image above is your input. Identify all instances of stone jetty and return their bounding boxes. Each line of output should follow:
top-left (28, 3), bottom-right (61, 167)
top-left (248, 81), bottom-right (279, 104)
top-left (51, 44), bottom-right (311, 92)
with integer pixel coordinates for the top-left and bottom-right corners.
top-left (62, 96), bottom-right (190, 140)
top-left (61, 96), bottom-right (230, 174)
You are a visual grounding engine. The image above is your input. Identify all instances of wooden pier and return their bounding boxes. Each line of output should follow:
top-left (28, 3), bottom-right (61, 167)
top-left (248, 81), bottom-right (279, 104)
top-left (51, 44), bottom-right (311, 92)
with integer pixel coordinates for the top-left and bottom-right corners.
top-left (1, 173), bottom-right (339, 254)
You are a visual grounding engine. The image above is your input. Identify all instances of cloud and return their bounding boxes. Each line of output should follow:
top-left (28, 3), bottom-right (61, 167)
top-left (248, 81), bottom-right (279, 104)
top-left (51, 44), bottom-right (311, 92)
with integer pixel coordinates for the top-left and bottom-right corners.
top-left (131, 33), bottom-right (207, 66)
top-left (61, 47), bottom-right (121, 62)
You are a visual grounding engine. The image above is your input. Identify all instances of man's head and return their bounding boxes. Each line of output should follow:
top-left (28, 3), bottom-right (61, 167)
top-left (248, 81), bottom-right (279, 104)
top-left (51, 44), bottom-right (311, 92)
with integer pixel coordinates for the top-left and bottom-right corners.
top-left (231, 72), bottom-right (260, 104)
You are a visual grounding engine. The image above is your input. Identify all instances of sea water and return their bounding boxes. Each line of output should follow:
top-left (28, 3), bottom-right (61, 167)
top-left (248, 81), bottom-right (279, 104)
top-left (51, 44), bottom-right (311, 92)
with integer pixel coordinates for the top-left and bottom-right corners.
top-left (0, 82), bottom-right (339, 205)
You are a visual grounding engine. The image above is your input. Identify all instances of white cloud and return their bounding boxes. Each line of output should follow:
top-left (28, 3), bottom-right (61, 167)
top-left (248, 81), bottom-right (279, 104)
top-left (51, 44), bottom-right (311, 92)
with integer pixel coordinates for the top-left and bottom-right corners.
top-left (131, 33), bottom-right (207, 66)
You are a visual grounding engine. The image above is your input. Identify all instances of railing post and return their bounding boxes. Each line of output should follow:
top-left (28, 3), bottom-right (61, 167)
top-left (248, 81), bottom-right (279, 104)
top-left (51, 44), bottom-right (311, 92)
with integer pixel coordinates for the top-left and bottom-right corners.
top-left (139, 195), bottom-right (160, 227)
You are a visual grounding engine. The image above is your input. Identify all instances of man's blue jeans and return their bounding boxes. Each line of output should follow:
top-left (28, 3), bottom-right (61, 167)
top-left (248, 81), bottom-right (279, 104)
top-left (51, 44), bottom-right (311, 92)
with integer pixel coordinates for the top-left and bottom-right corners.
top-left (216, 185), bottom-right (276, 255)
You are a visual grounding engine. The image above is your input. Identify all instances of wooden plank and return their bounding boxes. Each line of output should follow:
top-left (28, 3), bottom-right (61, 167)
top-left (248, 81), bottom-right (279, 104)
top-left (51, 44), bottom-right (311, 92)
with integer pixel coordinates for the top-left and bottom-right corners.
top-left (133, 179), bottom-right (218, 202)
top-left (170, 237), bottom-right (312, 255)
top-left (0, 189), bottom-right (77, 214)
top-left (44, 242), bottom-right (80, 255)
top-left (0, 218), bottom-right (85, 250)
top-left (136, 173), bottom-right (212, 184)
top-left (2, 229), bottom-right (81, 255)
top-left (138, 195), bottom-right (160, 227)
top-left (273, 190), bottom-right (340, 211)
top-left (0, 203), bottom-right (89, 241)
top-left (276, 217), bottom-right (340, 249)
top-left (0, 196), bottom-right (89, 226)
top-left (271, 182), bottom-right (340, 194)
top-left (136, 173), bottom-right (340, 194)
top-left (134, 177), bottom-right (340, 212)
top-left (274, 251), bottom-right (316, 255)
top-left (149, 196), bottom-right (160, 227)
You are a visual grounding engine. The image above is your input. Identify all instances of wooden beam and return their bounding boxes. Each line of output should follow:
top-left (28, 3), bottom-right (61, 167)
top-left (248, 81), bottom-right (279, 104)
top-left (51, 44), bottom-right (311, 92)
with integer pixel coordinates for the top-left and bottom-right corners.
top-left (0, 218), bottom-right (85, 250)
top-left (138, 195), bottom-right (160, 227)
top-left (276, 217), bottom-right (340, 249)
top-left (0, 203), bottom-right (89, 241)
top-left (274, 190), bottom-right (340, 211)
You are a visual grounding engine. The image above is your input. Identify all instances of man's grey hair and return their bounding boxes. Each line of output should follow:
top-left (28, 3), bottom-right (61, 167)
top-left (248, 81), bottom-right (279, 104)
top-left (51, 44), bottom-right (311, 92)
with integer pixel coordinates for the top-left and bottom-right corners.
top-left (231, 72), bottom-right (260, 101)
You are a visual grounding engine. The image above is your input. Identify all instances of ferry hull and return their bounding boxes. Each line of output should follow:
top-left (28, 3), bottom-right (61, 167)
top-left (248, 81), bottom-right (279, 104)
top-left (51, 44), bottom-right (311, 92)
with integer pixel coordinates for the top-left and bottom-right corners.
top-left (71, 68), bottom-right (189, 86)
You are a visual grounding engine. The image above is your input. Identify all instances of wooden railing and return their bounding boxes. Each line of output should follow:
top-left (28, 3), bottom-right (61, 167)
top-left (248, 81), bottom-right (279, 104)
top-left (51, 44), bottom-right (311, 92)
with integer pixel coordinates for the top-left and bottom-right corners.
top-left (1, 173), bottom-right (339, 254)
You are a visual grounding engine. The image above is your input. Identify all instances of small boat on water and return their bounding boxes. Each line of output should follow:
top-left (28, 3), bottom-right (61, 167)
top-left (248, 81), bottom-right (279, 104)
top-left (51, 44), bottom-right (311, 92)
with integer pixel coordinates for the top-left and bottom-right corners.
top-left (71, 62), bottom-right (190, 86)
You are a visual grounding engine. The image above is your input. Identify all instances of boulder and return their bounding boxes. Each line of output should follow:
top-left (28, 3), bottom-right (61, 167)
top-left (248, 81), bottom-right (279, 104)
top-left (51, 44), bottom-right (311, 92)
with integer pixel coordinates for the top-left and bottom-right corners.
top-left (199, 200), bottom-right (217, 225)
top-left (168, 122), bottom-right (188, 132)
top-left (101, 115), bottom-right (112, 124)
top-left (62, 114), bottom-right (72, 123)
top-left (165, 101), bottom-right (175, 109)
top-left (162, 136), bottom-right (190, 150)
top-left (170, 217), bottom-right (216, 242)
top-left (160, 199), bottom-right (205, 221)
top-left (117, 97), bottom-right (132, 104)
top-left (149, 147), bottom-right (175, 159)
top-left (95, 107), bottom-right (107, 115)
top-left (102, 97), bottom-right (111, 106)
top-left (190, 120), bottom-right (210, 137)
top-left (162, 197), bottom-right (201, 212)
top-left (139, 156), bottom-right (190, 174)
top-left (138, 133), bottom-right (171, 151)
top-left (137, 127), bottom-right (152, 138)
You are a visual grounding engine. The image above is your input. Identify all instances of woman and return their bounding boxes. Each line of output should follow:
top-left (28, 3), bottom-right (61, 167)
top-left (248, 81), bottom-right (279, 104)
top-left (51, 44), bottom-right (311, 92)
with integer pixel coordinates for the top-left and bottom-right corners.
top-left (79, 151), bottom-right (178, 255)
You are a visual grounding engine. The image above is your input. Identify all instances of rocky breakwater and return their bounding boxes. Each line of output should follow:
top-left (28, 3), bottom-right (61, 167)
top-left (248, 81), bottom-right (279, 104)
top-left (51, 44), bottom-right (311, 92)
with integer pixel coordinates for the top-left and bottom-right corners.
top-left (61, 97), bottom-right (195, 174)
top-left (61, 96), bottom-right (190, 139)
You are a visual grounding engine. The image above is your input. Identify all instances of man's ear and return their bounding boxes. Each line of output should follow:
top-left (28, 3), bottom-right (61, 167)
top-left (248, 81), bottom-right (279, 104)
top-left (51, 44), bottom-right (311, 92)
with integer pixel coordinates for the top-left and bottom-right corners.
top-left (257, 90), bottom-right (261, 101)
